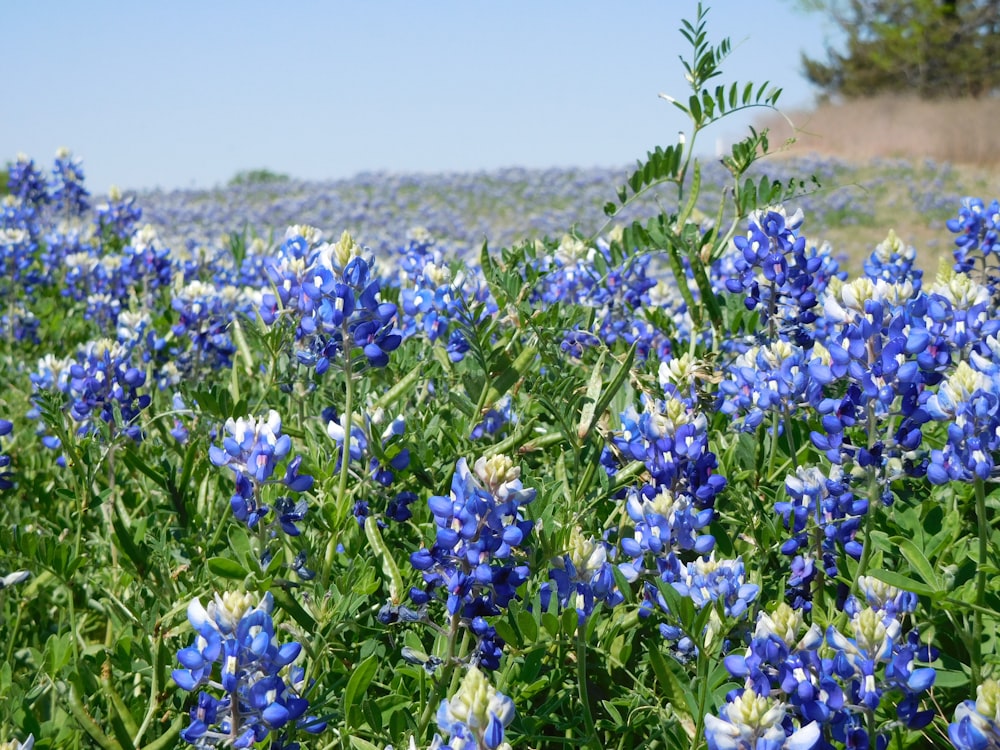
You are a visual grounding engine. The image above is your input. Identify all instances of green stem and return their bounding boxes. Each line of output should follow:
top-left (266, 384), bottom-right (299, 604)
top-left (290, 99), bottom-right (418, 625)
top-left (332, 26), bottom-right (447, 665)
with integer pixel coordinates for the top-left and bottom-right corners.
top-left (417, 611), bottom-right (462, 739)
top-left (783, 406), bottom-right (799, 470)
top-left (973, 477), bottom-right (988, 687)
top-left (336, 355), bottom-right (355, 523)
top-left (690, 639), bottom-right (711, 750)
top-left (138, 716), bottom-right (184, 750)
top-left (766, 411), bottom-right (781, 480)
top-left (855, 403), bottom-right (880, 582)
top-left (323, 346), bottom-right (356, 583)
top-left (576, 626), bottom-right (601, 749)
top-left (133, 628), bottom-right (163, 747)
top-left (4, 598), bottom-right (24, 665)
top-left (63, 681), bottom-right (124, 750)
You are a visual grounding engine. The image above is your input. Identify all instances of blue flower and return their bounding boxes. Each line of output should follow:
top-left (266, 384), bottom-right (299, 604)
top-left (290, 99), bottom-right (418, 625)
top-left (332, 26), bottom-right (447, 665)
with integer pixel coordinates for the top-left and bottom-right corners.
top-left (950, 679), bottom-right (1000, 750)
top-left (0, 418), bottom-right (13, 490)
top-left (7, 153), bottom-right (49, 207)
top-left (172, 591), bottom-right (325, 747)
top-left (95, 185), bottom-right (142, 240)
top-left (209, 411), bottom-right (314, 538)
top-left (547, 528), bottom-right (624, 624)
top-left (65, 338), bottom-right (152, 442)
top-left (407, 455), bottom-right (534, 667)
top-left (49, 147), bottom-right (90, 216)
top-left (925, 361), bottom-right (1000, 483)
top-left (705, 683), bottom-right (820, 750)
top-left (261, 229), bottom-right (402, 372)
top-left (435, 665), bottom-right (515, 750)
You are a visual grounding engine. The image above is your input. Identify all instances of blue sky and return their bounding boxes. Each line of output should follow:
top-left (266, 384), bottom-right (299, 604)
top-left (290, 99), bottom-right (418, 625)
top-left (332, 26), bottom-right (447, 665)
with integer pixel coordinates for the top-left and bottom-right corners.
top-left (3, 1), bottom-right (838, 192)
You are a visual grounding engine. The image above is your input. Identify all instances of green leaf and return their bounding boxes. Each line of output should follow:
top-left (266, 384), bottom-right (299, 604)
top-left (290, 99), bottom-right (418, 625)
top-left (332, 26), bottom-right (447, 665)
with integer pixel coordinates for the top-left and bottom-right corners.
top-left (867, 569), bottom-right (941, 599)
top-left (112, 512), bottom-right (148, 578)
top-left (648, 646), bottom-right (695, 719)
top-left (542, 611), bottom-right (560, 638)
top-left (892, 536), bottom-right (941, 591)
top-left (577, 350), bottom-right (606, 440)
top-left (207, 557), bottom-right (249, 580)
top-left (365, 516), bottom-right (404, 604)
top-left (120, 448), bottom-right (170, 491)
top-left (517, 609), bottom-right (539, 643)
top-left (344, 654), bottom-right (379, 728)
top-left (271, 587), bottom-right (316, 631)
top-left (932, 669), bottom-right (969, 688)
top-left (688, 93), bottom-right (702, 124)
top-left (481, 344), bottom-right (538, 408)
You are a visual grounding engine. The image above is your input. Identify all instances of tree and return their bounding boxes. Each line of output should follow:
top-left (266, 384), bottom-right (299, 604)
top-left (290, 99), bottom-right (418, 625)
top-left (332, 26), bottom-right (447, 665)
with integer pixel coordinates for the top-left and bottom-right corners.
top-left (800, 0), bottom-right (1000, 99)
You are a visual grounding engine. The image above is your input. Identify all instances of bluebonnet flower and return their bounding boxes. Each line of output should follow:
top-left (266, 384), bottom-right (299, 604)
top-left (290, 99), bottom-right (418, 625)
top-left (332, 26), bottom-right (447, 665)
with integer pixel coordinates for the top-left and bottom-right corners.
top-left (724, 604), bottom-right (840, 727)
top-left (925, 361), bottom-right (1000, 483)
top-left (863, 230), bottom-right (923, 293)
top-left (667, 553), bottom-right (759, 619)
top-left (386, 490), bottom-right (418, 522)
top-left (434, 665), bottom-right (515, 750)
top-left (408, 455), bottom-right (534, 668)
top-left (950, 679), bottom-right (1000, 750)
top-left (546, 528), bottom-right (623, 624)
top-left (530, 234), bottom-right (669, 360)
top-left (559, 328), bottom-right (602, 360)
top-left (919, 266), bottom-right (999, 359)
top-left (1, 301), bottom-right (40, 345)
top-left (396, 232), bottom-right (492, 363)
top-left (7, 153), bottom-right (49, 208)
top-left (94, 185), bottom-right (142, 241)
top-left (209, 411), bottom-right (314, 536)
top-left (825, 602), bottom-right (936, 737)
top-left (172, 591), bottom-right (325, 747)
top-left (49, 147), bottom-right (89, 216)
top-left (121, 223), bottom-right (175, 307)
top-left (0, 419), bottom-right (13, 490)
top-left (613, 392), bottom-right (725, 583)
top-left (719, 589), bottom-right (935, 750)
top-left (261, 228), bottom-right (402, 373)
top-left (0, 217), bottom-right (40, 295)
top-left (948, 197), bottom-right (1000, 293)
top-left (719, 340), bottom-right (831, 432)
top-left (170, 280), bottom-right (250, 375)
top-left (325, 406), bottom-right (410, 499)
top-left (704, 682), bottom-right (820, 750)
top-left (778, 464), bottom-right (867, 608)
top-left (471, 395), bottom-right (513, 441)
top-left (723, 205), bottom-right (831, 347)
top-left (64, 338), bottom-right (152, 442)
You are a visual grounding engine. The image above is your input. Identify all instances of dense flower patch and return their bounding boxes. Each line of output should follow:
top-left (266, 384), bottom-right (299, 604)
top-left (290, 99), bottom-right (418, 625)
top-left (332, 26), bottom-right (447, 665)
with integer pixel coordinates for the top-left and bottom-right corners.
top-left (3, 11), bottom-right (1000, 750)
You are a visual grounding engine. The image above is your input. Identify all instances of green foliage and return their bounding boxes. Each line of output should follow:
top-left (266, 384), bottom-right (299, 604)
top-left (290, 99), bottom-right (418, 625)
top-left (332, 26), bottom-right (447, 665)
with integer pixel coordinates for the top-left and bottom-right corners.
top-left (227, 167), bottom-right (291, 187)
top-left (800, 0), bottom-right (1000, 99)
top-left (602, 3), bottom-right (816, 340)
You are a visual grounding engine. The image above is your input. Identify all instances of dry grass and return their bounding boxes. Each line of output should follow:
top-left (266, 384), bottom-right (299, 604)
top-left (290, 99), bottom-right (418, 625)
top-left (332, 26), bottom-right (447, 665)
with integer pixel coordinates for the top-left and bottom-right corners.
top-left (759, 95), bottom-right (1000, 167)
top-left (746, 95), bottom-right (1000, 272)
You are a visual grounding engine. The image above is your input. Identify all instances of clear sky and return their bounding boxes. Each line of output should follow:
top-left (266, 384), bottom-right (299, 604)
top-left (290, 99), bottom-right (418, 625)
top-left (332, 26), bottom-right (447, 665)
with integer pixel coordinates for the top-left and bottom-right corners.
top-left (3, 1), bottom-right (838, 193)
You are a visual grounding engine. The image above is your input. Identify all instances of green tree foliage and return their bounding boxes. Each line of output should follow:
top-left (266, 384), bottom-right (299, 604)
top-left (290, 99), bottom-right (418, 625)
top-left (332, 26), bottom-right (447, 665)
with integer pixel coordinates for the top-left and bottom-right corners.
top-left (227, 167), bottom-right (290, 186)
top-left (800, 0), bottom-right (1000, 99)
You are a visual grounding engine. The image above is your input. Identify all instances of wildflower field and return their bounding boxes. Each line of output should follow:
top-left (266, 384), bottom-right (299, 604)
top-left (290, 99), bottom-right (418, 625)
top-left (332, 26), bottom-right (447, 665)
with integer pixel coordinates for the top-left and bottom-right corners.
top-left (5, 9), bottom-right (1000, 750)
